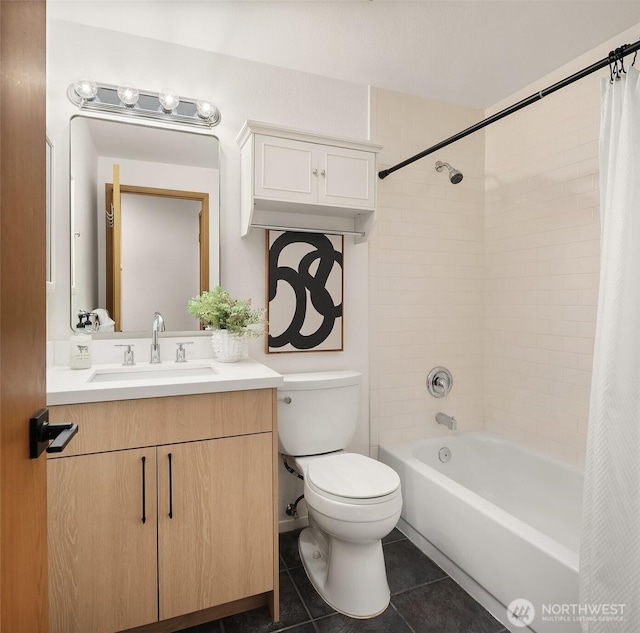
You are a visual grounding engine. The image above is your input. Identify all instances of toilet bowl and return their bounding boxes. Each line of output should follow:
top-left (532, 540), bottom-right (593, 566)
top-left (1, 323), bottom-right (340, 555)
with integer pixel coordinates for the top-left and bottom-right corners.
top-left (293, 452), bottom-right (402, 618)
top-left (278, 370), bottom-right (403, 618)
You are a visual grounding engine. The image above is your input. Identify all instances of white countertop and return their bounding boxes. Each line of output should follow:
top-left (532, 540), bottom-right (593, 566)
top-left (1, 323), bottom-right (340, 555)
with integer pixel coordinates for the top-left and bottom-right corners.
top-left (47, 358), bottom-right (284, 406)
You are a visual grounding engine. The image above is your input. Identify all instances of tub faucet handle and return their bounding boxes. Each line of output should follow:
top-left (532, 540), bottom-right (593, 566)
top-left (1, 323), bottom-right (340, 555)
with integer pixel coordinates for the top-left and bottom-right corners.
top-left (427, 367), bottom-right (453, 398)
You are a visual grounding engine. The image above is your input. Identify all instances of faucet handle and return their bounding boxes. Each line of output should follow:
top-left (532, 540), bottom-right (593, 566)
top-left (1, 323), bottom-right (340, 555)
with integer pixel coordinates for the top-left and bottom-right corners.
top-left (175, 341), bottom-right (193, 363)
top-left (427, 367), bottom-right (453, 398)
top-left (115, 344), bottom-right (135, 366)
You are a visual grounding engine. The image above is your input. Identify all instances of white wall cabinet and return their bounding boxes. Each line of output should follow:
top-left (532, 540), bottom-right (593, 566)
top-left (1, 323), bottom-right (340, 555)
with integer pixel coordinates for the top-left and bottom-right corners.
top-left (254, 134), bottom-right (375, 209)
top-left (238, 121), bottom-right (382, 242)
top-left (48, 390), bottom-right (278, 633)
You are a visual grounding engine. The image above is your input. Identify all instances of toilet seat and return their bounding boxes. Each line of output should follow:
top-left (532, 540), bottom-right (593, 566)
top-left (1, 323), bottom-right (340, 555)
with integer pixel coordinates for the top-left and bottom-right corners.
top-left (306, 453), bottom-right (401, 505)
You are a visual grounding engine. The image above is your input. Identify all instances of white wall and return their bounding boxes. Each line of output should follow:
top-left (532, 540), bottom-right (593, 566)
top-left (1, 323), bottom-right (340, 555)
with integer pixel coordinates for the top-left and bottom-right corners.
top-left (46, 19), bottom-right (371, 527)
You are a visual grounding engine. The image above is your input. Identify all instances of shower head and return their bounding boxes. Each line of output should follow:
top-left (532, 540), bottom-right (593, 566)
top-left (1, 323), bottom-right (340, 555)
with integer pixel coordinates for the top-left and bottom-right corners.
top-left (435, 161), bottom-right (463, 185)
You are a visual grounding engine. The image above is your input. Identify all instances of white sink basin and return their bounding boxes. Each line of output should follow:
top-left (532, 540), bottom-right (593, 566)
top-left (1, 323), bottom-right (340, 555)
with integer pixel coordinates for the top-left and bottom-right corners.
top-left (90, 364), bottom-right (217, 383)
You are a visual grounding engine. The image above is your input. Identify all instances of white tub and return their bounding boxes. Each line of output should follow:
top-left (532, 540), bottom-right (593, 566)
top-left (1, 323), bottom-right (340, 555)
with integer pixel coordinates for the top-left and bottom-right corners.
top-left (379, 432), bottom-right (583, 633)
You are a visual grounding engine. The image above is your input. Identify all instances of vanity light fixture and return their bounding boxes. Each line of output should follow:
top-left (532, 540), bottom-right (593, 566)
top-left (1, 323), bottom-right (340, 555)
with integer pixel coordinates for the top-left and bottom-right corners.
top-left (67, 79), bottom-right (220, 128)
top-left (116, 83), bottom-right (139, 107)
top-left (73, 78), bottom-right (98, 101)
top-left (158, 89), bottom-right (180, 113)
top-left (196, 99), bottom-right (217, 120)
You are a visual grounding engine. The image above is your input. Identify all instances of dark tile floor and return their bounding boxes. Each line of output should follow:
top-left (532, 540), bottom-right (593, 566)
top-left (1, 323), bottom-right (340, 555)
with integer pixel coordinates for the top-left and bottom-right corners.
top-left (180, 528), bottom-right (508, 633)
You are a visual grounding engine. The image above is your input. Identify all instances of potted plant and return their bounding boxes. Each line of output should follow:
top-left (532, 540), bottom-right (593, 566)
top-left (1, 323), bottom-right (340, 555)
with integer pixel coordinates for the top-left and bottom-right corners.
top-left (187, 286), bottom-right (265, 362)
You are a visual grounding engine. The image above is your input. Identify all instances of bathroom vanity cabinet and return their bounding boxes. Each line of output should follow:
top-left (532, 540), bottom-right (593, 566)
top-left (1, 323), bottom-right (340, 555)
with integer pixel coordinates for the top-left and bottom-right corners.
top-left (47, 389), bottom-right (278, 633)
top-left (237, 120), bottom-right (382, 241)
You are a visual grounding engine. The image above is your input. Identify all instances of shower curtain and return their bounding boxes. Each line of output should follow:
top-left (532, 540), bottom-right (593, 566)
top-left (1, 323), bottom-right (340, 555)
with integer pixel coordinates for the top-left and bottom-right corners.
top-left (580, 66), bottom-right (640, 633)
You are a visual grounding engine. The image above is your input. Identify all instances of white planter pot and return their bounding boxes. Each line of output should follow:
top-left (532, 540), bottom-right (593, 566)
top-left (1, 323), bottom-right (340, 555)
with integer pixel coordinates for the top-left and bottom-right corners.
top-left (212, 329), bottom-right (245, 363)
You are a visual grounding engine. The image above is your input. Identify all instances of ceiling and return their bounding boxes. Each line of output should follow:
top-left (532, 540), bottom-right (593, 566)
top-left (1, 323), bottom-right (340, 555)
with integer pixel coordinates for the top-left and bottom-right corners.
top-left (48, 1), bottom-right (640, 108)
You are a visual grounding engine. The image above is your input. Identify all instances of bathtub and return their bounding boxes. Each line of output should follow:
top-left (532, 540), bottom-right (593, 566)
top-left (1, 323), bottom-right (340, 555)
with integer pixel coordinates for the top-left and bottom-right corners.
top-left (379, 432), bottom-right (583, 633)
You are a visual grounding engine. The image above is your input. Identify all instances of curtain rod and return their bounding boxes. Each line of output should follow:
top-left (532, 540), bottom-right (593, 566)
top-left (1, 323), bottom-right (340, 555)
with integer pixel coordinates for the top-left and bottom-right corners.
top-left (378, 40), bottom-right (640, 180)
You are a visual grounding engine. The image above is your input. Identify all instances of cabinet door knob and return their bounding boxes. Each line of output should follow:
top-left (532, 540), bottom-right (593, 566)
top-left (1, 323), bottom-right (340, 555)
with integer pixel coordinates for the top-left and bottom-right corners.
top-left (312, 168), bottom-right (318, 176)
top-left (321, 169), bottom-right (326, 177)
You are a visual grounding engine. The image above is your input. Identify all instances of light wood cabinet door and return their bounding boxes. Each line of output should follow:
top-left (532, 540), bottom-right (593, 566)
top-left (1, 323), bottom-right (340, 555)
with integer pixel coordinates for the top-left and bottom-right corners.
top-left (157, 433), bottom-right (273, 620)
top-left (48, 448), bottom-right (158, 633)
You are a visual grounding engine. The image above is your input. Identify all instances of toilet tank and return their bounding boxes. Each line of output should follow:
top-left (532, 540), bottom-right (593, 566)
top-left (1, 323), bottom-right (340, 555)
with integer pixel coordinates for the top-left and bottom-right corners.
top-left (278, 370), bottom-right (362, 456)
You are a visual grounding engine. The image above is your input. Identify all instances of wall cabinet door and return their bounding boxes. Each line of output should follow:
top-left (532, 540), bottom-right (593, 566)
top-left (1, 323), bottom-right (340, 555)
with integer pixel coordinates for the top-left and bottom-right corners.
top-left (254, 134), bottom-right (317, 203)
top-left (48, 448), bottom-right (158, 633)
top-left (317, 146), bottom-right (375, 209)
top-left (157, 433), bottom-right (273, 620)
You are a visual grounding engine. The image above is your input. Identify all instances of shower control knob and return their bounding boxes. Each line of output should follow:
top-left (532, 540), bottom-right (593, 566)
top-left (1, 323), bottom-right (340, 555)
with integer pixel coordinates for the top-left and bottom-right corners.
top-left (427, 366), bottom-right (453, 398)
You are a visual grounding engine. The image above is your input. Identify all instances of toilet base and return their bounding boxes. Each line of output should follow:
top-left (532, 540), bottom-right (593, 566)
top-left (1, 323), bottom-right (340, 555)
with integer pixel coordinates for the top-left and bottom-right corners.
top-left (298, 526), bottom-right (390, 619)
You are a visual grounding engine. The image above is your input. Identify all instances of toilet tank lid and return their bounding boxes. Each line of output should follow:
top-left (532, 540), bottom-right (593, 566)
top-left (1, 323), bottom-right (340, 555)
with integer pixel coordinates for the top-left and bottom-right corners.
top-left (280, 370), bottom-right (362, 390)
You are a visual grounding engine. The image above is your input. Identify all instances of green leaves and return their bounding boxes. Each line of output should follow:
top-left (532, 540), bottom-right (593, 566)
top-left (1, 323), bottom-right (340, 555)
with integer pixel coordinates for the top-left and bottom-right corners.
top-left (187, 286), bottom-right (265, 336)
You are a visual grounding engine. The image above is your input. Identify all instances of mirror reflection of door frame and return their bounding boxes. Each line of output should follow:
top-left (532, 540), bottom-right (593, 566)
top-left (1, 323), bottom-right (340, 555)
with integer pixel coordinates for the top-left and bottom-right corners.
top-left (105, 181), bottom-right (209, 332)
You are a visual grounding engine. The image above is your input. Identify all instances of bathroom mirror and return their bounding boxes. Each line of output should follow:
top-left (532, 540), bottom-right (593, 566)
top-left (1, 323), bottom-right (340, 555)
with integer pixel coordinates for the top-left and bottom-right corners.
top-left (69, 115), bottom-right (220, 335)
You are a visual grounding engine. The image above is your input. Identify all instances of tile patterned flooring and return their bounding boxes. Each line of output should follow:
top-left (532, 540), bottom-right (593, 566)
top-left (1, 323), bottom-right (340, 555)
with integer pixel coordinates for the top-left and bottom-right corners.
top-left (181, 528), bottom-right (508, 633)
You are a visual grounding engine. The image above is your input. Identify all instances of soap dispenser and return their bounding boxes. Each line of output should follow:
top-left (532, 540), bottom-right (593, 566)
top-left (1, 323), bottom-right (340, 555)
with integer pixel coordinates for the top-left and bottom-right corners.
top-left (70, 313), bottom-right (92, 369)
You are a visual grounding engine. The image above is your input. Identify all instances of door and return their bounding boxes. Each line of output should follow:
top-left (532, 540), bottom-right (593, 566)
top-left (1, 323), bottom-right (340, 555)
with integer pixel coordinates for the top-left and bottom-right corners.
top-left (48, 449), bottom-right (158, 633)
top-left (254, 134), bottom-right (317, 203)
top-left (157, 434), bottom-right (274, 620)
top-left (0, 1), bottom-right (48, 631)
top-left (317, 146), bottom-right (375, 209)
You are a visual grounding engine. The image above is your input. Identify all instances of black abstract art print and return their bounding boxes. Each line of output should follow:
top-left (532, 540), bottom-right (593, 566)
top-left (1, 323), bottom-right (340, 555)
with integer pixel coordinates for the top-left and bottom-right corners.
top-left (267, 230), bottom-right (343, 353)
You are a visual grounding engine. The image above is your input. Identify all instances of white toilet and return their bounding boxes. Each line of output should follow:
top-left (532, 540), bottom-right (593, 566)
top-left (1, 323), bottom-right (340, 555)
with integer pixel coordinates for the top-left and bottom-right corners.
top-left (278, 370), bottom-right (402, 619)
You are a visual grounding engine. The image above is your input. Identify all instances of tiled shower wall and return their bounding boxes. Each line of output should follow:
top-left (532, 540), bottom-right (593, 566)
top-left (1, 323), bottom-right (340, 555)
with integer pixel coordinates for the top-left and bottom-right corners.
top-left (482, 48), bottom-right (607, 467)
top-left (371, 25), bottom-right (640, 466)
top-left (369, 89), bottom-right (486, 454)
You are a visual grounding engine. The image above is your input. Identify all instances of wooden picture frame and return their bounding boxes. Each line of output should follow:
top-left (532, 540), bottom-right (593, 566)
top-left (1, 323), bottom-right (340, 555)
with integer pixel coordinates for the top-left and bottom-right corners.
top-left (266, 230), bottom-right (344, 353)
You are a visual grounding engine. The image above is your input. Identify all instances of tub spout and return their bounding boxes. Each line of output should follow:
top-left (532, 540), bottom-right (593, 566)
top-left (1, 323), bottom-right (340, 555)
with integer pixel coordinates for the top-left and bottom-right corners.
top-left (436, 412), bottom-right (457, 430)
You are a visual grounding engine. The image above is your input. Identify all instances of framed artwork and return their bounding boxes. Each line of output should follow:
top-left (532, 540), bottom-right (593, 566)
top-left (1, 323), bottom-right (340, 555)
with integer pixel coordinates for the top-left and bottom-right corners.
top-left (266, 230), bottom-right (344, 353)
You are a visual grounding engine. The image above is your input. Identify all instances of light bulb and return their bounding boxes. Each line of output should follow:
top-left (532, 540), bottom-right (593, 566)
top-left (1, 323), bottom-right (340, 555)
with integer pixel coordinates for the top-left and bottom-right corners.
top-left (196, 99), bottom-right (218, 120)
top-left (158, 90), bottom-right (180, 113)
top-left (73, 78), bottom-right (98, 101)
top-left (117, 83), bottom-right (139, 107)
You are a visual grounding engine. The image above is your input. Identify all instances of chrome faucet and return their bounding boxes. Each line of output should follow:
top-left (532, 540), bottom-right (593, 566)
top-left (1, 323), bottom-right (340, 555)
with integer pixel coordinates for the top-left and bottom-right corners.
top-left (436, 411), bottom-right (457, 431)
top-left (150, 312), bottom-right (165, 364)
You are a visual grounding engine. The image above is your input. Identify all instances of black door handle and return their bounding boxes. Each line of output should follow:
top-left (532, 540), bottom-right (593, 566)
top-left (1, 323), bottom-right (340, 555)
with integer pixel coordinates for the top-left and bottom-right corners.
top-left (29, 409), bottom-right (79, 458)
top-left (141, 456), bottom-right (147, 524)
top-left (168, 452), bottom-right (173, 519)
